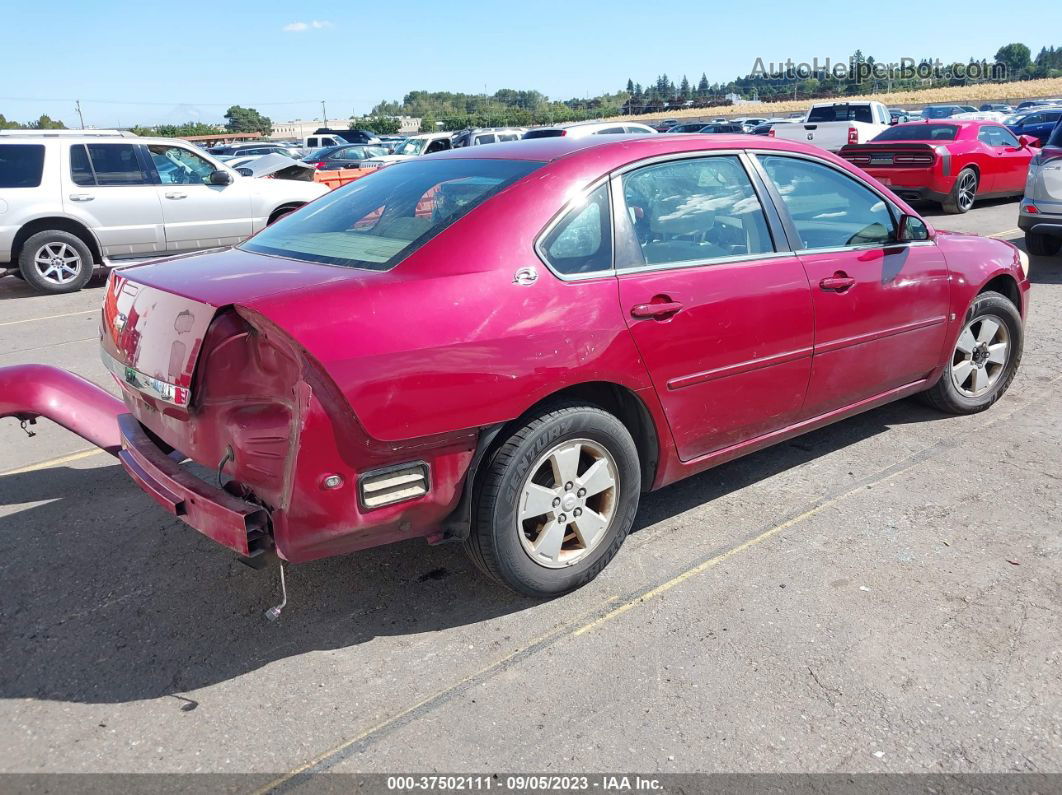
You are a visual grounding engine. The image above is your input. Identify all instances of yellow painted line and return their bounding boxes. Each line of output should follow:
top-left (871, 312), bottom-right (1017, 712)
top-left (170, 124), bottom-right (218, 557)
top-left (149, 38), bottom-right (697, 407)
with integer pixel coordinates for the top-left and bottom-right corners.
top-left (0, 309), bottom-right (96, 328)
top-left (989, 228), bottom-right (1020, 238)
top-left (252, 597), bottom-right (623, 795)
top-left (0, 448), bottom-right (106, 477)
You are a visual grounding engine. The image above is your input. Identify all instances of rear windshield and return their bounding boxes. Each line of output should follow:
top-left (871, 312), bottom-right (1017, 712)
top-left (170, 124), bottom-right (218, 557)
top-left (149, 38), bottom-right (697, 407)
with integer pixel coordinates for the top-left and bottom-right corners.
top-left (523, 129), bottom-right (564, 139)
top-left (241, 158), bottom-right (542, 271)
top-left (872, 124), bottom-right (959, 142)
top-left (0, 144), bottom-right (46, 188)
top-left (807, 105), bottom-right (873, 123)
top-left (924, 106), bottom-right (959, 119)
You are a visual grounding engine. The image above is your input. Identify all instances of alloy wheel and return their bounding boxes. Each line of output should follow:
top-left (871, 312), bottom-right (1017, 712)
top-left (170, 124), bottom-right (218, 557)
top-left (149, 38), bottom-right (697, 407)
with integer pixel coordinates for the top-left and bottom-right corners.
top-left (33, 242), bottom-right (83, 285)
top-left (516, 438), bottom-right (619, 568)
top-left (951, 314), bottom-right (1009, 397)
top-left (956, 171), bottom-right (977, 212)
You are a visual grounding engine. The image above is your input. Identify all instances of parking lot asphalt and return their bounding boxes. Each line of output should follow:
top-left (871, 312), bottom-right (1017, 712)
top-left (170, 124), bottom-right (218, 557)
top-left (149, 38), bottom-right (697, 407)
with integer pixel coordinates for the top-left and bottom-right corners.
top-left (1, 197), bottom-right (1059, 777)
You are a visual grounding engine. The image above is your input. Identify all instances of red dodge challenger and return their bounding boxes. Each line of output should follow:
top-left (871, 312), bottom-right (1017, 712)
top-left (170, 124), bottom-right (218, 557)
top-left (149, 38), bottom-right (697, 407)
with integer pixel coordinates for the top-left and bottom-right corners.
top-left (839, 120), bottom-right (1039, 214)
top-left (0, 134), bottom-right (1031, 598)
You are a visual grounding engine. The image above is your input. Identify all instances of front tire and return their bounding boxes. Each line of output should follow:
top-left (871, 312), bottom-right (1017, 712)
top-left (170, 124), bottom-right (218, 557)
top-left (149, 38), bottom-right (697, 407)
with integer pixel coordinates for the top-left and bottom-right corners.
top-left (18, 230), bottom-right (94, 294)
top-left (1025, 231), bottom-right (1062, 257)
top-left (942, 168), bottom-right (978, 214)
top-left (465, 402), bottom-right (641, 597)
top-left (920, 290), bottom-right (1022, 414)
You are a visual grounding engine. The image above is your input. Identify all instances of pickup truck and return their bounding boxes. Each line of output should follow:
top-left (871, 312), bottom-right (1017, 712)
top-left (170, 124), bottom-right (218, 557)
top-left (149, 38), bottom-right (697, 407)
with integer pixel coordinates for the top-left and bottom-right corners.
top-left (773, 101), bottom-right (892, 152)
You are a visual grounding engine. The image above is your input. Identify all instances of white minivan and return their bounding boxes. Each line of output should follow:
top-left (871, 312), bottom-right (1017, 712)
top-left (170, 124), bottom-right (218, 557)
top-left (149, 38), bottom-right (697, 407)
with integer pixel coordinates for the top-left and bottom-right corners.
top-left (0, 130), bottom-right (329, 293)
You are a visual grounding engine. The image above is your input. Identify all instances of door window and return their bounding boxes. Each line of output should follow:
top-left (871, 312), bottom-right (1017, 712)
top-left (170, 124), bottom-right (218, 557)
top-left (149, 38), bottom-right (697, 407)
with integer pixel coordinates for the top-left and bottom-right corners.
top-left (759, 155), bottom-right (894, 249)
top-left (978, 126), bottom-right (1019, 147)
top-left (595, 127), bottom-right (626, 135)
top-left (617, 155), bottom-right (774, 269)
top-left (69, 143), bottom-right (150, 186)
top-left (539, 183), bottom-right (612, 276)
top-left (147, 145), bottom-right (218, 185)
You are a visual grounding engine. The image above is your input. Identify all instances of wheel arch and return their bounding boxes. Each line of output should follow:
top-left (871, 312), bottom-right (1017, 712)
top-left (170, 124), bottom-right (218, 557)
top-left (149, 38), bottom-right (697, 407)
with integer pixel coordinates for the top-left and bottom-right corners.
top-left (267, 202), bottom-right (304, 225)
top-left (978, 272), bottom-right (1021, 311)
top-left (13, 216), bottom-right (103, 265)
top-left (440, 380), bottom-right (662, 543)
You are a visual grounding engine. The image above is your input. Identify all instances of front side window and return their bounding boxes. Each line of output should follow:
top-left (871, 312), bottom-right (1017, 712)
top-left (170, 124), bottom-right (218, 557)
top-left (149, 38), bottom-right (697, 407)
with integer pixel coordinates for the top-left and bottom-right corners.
top-left (760, 155), bottom-right (894, 250)
top-left (539, 183), bottom-right (612, 276)
top-left (474, 134), bottom-right (496, 145)
top-left (0, 144), bottom-right (45, 188)
top-left (148, 145), bottom-right (218, 185)
top-left (978, 126), bottom-right (1020, 148)
top-left (617, 155), bottom-right (774, 269)
top-left (69, 143), bottom-right (150, 186)
top-left (242, 158), bottom-right (541, 271)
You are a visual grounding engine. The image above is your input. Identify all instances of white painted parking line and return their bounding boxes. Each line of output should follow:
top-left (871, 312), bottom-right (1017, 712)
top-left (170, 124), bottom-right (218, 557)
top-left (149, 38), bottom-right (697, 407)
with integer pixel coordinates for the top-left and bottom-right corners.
top-left (0, 309), bottom-right (97, 328)
top-left (0, 448), bottom-right (107, 477)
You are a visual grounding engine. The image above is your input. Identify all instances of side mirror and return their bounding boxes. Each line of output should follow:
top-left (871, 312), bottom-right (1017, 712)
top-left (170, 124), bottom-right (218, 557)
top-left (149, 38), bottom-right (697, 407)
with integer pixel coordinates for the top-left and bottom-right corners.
top-left (209, 169), bottom-right (233, 186)
top-left (1018, 135), bottom-right (1039, 149)
top-left (896, 213), bottom-right (929, 242)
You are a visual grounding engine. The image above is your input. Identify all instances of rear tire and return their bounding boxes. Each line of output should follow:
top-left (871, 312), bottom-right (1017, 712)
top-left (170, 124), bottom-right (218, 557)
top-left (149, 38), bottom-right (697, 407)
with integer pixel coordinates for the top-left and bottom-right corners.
top-left (1025, 231), bottom-right (1062, 257)
top-left (920, 290), bottom-right (1022, 415)
top-left (941, 168), bottom-right (978, 214)
top-left (465, 402), bottom-right (641, 597)
top-left (18, 230), bottom-right (94, 294)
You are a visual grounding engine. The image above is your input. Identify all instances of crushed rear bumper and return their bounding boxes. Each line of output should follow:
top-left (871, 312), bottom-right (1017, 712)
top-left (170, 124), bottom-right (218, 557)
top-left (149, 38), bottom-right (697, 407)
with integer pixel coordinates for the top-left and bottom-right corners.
top-left (116, 415), bottom-right (271, 558)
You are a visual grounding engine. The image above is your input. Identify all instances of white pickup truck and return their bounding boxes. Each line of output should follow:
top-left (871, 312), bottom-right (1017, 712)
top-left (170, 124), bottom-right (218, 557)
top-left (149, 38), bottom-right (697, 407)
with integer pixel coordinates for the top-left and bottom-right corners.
top-left (773, 101), bottom-right (892, 152)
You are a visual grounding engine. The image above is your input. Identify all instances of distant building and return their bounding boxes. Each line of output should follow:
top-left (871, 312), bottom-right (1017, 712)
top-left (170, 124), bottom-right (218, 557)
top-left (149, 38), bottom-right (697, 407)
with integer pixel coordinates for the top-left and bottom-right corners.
top-left (725, 92), bottom-right (752, 106)
top-left (270, 119), bottom-right (354, 140)
top-left (271, 116), bottom-right (422, 139)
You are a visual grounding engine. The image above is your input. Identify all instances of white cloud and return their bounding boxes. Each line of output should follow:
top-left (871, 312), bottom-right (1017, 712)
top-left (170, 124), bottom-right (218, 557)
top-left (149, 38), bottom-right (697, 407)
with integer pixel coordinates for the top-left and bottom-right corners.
top-left (282, 20), bottom-right (332, 32)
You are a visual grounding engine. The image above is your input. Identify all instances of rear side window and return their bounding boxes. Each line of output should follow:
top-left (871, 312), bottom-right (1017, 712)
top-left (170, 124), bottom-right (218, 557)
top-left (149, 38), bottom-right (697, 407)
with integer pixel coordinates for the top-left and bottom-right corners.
top-left (523, 129), bottom-right (564, 139)
top-left (539, 183), bottom-right (612, 276)
top-left (618, 156), bottom-right (774, 269)
top-left (70, 143), bottom-right (150, 186)
top-left (0, 144), bottom-right (45, 188)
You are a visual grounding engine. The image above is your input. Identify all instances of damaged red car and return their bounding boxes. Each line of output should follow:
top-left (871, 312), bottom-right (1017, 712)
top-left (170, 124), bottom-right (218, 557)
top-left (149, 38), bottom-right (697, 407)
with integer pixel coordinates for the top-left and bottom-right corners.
top-left (1, 135), bottom-right (1031, 597)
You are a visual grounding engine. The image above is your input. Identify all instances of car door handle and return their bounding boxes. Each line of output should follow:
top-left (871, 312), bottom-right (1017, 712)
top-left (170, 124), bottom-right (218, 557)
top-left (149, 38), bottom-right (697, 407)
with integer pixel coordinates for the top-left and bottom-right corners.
top-left (819, 273), bottom-right (856, 292)
top-left (630, 300), bottom-right (684, 319)
top-left (68, 193), bottom-right (94, 201)
top-left (164, 191), bottom-right (187, 199)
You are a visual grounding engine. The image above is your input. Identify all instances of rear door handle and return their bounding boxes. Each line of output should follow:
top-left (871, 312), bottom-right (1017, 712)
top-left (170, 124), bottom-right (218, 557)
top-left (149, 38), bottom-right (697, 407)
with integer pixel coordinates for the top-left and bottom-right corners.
top-left (164, 191), bottom-right (187, 199)
top-left (819, 274), bottom-right (856, 292)
top-left (631, 301), bottom-right (684, 319)
top-left (68, 193), bottom-right (94, 201)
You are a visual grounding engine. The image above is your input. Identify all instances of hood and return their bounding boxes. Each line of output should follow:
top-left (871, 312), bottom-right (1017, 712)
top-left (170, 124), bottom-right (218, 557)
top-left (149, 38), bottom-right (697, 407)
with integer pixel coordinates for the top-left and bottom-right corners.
top-left (238, 153), bottom-right (316, 180)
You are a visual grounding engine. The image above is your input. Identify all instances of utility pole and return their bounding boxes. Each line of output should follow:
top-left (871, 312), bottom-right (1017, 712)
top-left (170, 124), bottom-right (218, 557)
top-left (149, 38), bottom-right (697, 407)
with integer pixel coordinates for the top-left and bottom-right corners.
top-left (75, 100), bottom-right (85, 129)
top-left (321, 100), bottom-right (327, 125)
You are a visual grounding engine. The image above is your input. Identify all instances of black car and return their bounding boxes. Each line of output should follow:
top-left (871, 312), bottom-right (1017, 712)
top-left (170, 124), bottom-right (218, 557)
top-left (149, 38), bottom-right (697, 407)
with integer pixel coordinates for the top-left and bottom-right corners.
top-left (302, 144), bottom-right (389, 169)
top-left (696, 123), bottom-right (745, 134)
top-left (312, 128), bottom-right (381, 145)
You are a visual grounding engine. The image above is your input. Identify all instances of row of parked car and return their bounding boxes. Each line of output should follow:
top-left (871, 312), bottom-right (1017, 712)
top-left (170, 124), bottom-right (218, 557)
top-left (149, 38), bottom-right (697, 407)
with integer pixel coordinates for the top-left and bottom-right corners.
top-left (2, 97), bottom-right (1060, 295)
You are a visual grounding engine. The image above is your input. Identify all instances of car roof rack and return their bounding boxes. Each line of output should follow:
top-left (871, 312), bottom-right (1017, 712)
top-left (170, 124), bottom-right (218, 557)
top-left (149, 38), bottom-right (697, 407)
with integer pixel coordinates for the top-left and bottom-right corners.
top-left (0, 129), bottom-right (137, 138)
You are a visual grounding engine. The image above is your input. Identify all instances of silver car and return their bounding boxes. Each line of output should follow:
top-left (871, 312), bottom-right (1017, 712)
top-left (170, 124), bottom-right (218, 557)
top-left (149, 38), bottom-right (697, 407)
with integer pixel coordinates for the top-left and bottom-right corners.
top-left (1019, 120), bottom-right (1062, 257)
top-left (522, 121), bottom-right (657, 139)
top-left (0, 130), bottom-right (328, 293)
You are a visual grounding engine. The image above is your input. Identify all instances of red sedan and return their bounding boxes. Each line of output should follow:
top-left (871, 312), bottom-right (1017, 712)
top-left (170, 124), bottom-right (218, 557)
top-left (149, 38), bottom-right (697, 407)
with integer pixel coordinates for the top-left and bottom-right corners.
top-left (839, 120), bottom-right (1039, 213)
top-left (0, 134), bottom-right (1031, 598)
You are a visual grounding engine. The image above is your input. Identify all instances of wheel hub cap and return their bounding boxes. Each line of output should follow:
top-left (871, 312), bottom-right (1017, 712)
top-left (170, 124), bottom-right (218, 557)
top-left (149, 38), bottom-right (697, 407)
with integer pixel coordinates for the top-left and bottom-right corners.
top-left (951, 314), bottom-right (1009, 397)
top-left (516, 438), bottom-right (618, 569)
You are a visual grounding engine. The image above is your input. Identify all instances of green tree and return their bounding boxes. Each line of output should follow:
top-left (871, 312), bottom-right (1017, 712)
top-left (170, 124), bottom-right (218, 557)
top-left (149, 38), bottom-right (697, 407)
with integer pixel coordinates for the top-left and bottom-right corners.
top-left (679, 75), bottom-right (691, 100)
top-left (697, 73), bottom-right (709, 97)
top-left (30, 114), bottom-right (66, 129)
top-left (994, 43), bottom-right (1032, 79)
top-left (351, 116), bottom-right (401, 134)
top-left (224, 105), bottom-right (272, 136)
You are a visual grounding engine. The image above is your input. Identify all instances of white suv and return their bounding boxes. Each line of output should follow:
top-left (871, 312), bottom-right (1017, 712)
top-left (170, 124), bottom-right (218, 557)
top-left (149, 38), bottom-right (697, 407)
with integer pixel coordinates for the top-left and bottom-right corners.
top-left (0, 130), bottom-right (329, 293)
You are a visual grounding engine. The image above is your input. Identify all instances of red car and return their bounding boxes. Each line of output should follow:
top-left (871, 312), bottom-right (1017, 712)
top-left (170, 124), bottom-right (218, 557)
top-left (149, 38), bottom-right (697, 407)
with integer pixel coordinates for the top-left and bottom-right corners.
top-left (0, 134), bottom-right (1031, 598)
top-left (839, 120), bottom-right (1039, 213)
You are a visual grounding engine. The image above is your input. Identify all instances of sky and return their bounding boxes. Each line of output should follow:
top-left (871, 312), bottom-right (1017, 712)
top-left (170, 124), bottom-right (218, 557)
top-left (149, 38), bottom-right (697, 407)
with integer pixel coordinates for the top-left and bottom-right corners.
top-left (2, 0), bottom-right (1060, 128)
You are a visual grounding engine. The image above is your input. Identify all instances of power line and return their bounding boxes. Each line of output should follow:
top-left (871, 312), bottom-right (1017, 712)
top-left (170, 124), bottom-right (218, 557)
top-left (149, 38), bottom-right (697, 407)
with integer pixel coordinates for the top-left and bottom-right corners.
top-left (0, 96), bottom-right (321, 107)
